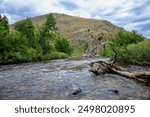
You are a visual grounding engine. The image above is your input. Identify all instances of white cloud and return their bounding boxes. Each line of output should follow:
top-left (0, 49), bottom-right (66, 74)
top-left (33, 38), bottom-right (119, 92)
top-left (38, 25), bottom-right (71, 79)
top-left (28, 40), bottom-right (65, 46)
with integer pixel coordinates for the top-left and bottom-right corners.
top-left (0, 0), bottom-right (149, 37)
top-left (71, 0), bottom-right (125, 9)
top-left (124, 19), bottom-right (150, 31)
top-left (145, 30), bottom-right (150, 38)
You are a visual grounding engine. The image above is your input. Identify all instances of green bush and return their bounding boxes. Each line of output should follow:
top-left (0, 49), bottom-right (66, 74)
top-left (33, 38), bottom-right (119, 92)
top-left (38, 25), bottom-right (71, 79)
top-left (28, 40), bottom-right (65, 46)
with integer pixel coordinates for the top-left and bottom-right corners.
top-left (72, 41), bottom-right (87, 57)
top-left (55, 35), bottom-right (73, 55)
top-left (50, 52), bottom-right (68, 59)
top-left (127, 40), bottom-right (150, 63)
top-left (109, 30), bottom-right (144, 48)
top-left (42, 52), bottom-right (68, 60)
top-left (102, 30), bottom-right (148, 64)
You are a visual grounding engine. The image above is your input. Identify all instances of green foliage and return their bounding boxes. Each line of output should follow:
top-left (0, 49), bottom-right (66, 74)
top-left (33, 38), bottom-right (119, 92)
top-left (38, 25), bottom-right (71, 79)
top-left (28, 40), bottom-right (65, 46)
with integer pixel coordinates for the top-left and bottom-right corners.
top-left (55, 34), bottom-right (73, 55)
top-left (14, 18), bottom-right (35, 48)
top-left (44, 14), bottom-right (57, 31)
top-left (0, 28), bottom-right (8, 53)
top-left (72, 41), bottom-right (87, 57)
top-left (127, 40), bottom-right (150, 63)
top-left (39, 14), bottom-right (57, 55)
top-left (109, 30), bottom-right (144, 48)
top-left (0, 15), bottom-right (9, 55)
top-left (0, 31), bottom-right (43, 64)
top-left (42, 52), bottom-right (68, 60)
top-left (0, 15), bottom-right (9, 31)
top-left (0, 14), bottom-right (73, 64)
top-left (103, 30), bottom-right (149, 64)
top-left (49, 52), bottom-right (68, 59)
top-left (0, 31), bottom-right (28, 63)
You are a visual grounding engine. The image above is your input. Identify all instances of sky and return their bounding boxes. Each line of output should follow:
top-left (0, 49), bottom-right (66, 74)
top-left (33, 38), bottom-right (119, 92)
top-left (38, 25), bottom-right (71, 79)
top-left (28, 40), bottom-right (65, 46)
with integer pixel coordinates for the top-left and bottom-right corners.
top-left (0, 0), bottom-right (150, 37)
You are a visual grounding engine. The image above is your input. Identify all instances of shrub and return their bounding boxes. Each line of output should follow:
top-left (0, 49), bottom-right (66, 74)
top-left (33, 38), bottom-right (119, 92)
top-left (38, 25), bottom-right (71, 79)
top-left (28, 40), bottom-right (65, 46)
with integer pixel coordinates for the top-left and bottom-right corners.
top-left (42, 52), bottom-right (68, 60)
top-left (127, 40), bottom-right (150, 63)
top-left (103, 30), bottom-right (145, 63)
top-left (108, 30), bottom-right (144, 48)
top-left (50, 52), bottom-right (68, 59)
top-left (72, 41), bottom-right (87, 57)
top-left (55, 35), bottom-right (73, 55)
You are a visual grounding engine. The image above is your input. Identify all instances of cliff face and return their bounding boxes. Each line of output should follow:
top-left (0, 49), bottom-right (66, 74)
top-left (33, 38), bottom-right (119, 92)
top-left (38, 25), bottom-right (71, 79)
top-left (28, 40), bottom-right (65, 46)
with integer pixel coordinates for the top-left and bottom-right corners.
top-left (15, 13), bottom-right (123, 56)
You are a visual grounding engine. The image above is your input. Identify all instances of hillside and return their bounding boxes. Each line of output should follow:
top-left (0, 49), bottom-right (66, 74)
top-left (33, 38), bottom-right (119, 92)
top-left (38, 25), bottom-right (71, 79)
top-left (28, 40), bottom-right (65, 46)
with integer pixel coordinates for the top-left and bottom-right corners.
top-left (13, 13), bottom-right (123, 56)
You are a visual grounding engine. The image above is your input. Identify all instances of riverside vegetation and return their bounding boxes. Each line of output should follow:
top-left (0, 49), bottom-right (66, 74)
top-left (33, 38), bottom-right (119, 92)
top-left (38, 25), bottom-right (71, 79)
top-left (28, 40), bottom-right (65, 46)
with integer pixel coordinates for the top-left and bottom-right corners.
top-left (0, 13), bottom-right (149, 65)
top-left (0, 14), bottom-right (73, 64)
top-left (102, 30), bottom-right (150, 65)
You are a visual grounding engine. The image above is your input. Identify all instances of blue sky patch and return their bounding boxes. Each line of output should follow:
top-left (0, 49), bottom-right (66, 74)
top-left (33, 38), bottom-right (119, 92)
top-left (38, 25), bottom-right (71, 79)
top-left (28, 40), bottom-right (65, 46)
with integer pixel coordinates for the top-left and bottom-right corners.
top-left (59, 1), bottom-right (78, 10)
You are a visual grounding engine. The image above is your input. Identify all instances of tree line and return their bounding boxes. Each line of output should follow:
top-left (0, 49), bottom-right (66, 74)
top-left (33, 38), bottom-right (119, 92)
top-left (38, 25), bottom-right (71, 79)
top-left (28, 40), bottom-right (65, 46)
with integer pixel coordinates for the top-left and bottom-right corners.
top-left (102, 30), bottom-right (150, 64)
top-left (0, 14), bottom-right (73, 64)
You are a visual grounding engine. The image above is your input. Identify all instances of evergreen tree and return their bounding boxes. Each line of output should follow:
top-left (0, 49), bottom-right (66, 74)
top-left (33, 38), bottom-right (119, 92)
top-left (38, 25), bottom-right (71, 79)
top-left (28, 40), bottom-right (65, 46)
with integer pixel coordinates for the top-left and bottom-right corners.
top-left (44, 13), bottom-right (57, 31)
top-left (0, 15), bottom-right (3, 28)
top-left (39, 14), bottom-right (57, 55)
top-left (0, 15), bottom-right (9, 59)
top-left (0, 15), bottom-right (9, 31)
top-left (0, 28), bottom-right (7, 55)
top-left (2, 15), bottom-right (9, 31)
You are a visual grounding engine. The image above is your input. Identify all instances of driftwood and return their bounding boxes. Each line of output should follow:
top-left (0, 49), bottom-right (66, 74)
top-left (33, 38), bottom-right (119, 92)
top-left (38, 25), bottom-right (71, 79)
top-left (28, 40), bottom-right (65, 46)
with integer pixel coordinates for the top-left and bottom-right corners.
top-left (89, 60), bottom-right (150, 86)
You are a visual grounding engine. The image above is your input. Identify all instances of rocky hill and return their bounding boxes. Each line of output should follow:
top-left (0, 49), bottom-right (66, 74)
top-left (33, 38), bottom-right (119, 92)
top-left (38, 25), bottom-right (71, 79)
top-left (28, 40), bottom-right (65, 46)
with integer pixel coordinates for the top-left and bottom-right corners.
top-left (14, 13), bottom-right (123, 56)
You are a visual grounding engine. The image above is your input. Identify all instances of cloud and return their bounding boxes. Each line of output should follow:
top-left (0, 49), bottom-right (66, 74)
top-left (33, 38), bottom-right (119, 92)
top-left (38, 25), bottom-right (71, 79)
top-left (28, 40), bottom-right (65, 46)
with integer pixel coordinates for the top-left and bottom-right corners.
top-left (58, 1), bottom-right (78, 10)
top-left (0, 0), bottom-right (149, 38)
top-left (124, 19), bottom-right (150, 32)
top-left (0, 0), bottom-right (40, 22)
top-left (144, 30), bottom-right (150, 38)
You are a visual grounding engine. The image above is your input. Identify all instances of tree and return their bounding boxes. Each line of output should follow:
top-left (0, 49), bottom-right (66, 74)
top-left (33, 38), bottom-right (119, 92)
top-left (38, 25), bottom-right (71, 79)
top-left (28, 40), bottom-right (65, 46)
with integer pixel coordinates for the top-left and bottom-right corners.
top-left (0, 14), bottom-right (73, 64)
top-left (109, 30), bottom-right (144, 48)
top-left (0, 15), bottom-right (9, 32)
top-left (0, 15), bottom-right (4, 30)
top-left (0, 30), bottom-right (29, 63)
top-left (39, 14), bottom-right (57, 55)
top-left (0, 28), bottom-right (8, 55)
top-left (104, 30), bottom-right (144, 62)
top-left (0, 15), bottom-right (9, 60)
top-left (44, 13), bottom-right (57, 31)
top-left (14, 18), bottom-right (35, 48)
top-left (2, 15), bottom-right (9, 31)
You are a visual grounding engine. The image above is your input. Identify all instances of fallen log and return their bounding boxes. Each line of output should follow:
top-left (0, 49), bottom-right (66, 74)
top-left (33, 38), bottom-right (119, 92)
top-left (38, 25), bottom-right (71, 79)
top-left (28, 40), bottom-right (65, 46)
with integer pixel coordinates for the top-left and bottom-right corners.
top-left (89, 60), bottom-right (150, 86)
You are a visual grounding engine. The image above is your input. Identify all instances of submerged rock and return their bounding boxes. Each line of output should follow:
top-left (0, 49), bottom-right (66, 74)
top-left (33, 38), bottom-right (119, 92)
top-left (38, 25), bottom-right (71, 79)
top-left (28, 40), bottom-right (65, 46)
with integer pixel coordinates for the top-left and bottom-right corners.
top-left (72, 88), bottom-right (82, 96)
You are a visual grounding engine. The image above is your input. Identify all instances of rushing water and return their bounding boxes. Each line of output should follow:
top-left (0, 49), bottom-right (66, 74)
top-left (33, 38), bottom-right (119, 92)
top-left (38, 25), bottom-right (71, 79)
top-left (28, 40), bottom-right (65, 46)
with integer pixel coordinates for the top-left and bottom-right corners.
top-left (0, 58), bottom-right (150, 100)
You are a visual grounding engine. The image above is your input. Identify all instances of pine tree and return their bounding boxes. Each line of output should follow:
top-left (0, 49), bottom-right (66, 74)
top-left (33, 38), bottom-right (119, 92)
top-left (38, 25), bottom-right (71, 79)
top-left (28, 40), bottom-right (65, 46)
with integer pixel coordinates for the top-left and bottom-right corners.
top-left (0, 15), bottom-right (3, 26)
top-left (0, 15), bottom-right (9, 32)
top-left (0, 15), bottom-right (9, 56)
top-left (39, 14), bottom-right (57, 55)
top-left (2, 15), bottom-right (9, 32)
top-left (44, 13), bottom-right (57, 31)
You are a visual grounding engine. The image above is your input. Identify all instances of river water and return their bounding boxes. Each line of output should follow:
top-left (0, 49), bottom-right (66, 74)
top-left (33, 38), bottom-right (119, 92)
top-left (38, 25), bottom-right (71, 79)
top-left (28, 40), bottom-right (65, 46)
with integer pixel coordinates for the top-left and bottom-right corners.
top-left (0, 58), bottom-right (150, 100)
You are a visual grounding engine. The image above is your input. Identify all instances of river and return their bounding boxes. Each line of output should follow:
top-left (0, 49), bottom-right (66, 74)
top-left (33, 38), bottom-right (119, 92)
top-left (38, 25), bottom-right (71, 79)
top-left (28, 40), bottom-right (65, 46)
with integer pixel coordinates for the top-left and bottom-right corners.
top-left (0, 58), bottom-right (150, 100)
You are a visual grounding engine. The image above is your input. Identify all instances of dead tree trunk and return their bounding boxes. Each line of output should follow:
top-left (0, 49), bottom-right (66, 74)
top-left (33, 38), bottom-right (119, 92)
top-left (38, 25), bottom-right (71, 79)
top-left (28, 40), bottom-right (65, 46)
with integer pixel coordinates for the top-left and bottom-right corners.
top-left (89, 60), bottom-right (150, 86)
